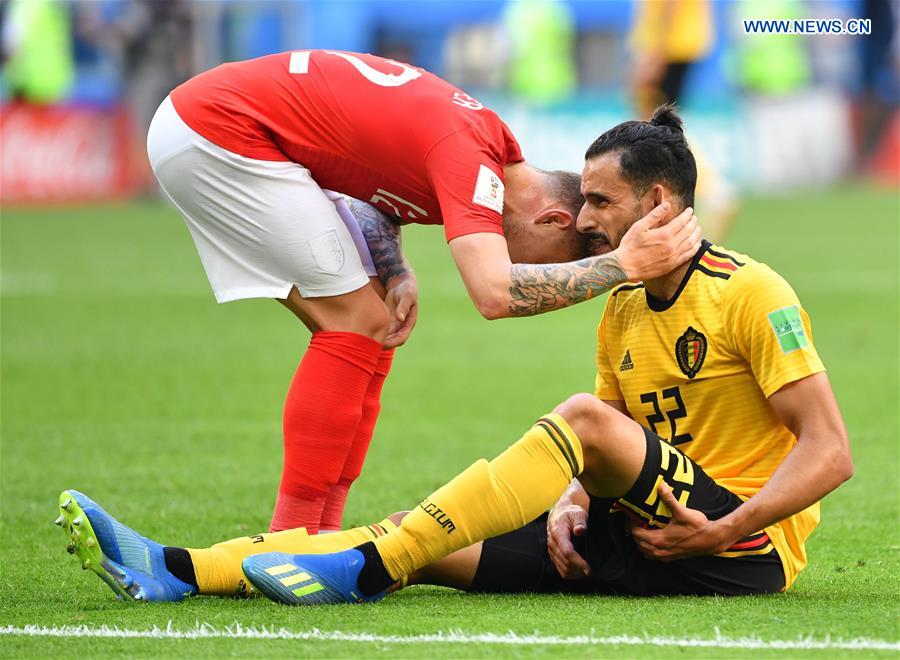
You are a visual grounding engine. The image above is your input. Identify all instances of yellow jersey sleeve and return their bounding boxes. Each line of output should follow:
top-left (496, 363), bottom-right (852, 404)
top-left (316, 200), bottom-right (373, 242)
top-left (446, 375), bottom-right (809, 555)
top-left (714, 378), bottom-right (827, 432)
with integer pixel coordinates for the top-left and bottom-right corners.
top-left (723, 264), bottom-right (825, 398)
top-left (594, 305), bottom-right (625, 401)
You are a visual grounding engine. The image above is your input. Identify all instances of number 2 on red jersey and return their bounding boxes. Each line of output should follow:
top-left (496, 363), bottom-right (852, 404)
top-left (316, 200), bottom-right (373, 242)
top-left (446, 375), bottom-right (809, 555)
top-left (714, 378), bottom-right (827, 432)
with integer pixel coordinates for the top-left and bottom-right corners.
top-left (287, 51), bottom-right (422, 87)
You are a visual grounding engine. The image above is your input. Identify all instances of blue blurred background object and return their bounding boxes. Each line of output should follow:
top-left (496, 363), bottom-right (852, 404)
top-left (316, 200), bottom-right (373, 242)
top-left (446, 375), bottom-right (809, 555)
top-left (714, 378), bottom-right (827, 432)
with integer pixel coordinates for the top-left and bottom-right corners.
top-left (1, 0), bottom-right (897, 206)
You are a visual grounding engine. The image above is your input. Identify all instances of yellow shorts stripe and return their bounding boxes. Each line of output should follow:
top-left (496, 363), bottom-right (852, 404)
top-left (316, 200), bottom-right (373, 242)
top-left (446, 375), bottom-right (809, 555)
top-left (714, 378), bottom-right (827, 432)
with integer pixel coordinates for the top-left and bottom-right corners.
top-left (614, 498), bottom-right (666, 528)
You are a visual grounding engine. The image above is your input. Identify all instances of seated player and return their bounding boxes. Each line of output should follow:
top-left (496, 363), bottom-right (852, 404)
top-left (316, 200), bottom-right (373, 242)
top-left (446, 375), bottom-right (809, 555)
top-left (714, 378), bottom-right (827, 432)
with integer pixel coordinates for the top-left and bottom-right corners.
top-left (57, 106), bottom-right (852, 603)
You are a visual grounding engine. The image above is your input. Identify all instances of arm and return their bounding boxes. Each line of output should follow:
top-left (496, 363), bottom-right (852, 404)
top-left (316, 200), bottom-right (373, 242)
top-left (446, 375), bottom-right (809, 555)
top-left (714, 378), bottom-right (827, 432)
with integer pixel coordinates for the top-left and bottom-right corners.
top-left (349, 198), bottom-right (414, 288)
top-left (711, 372), bottom-right (852, 545)
top-left (448, 202), bottom-right (699, 319)
top-left (348, 199), bottom-right (418, 348)
top-left (631, 372), bottom-right (853, 560)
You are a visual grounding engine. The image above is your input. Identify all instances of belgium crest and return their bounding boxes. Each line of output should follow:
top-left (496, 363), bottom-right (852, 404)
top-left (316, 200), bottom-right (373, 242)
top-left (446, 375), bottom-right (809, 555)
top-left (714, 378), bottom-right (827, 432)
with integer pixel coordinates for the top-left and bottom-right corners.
top-left (675, 326), bottom-right (707, 379)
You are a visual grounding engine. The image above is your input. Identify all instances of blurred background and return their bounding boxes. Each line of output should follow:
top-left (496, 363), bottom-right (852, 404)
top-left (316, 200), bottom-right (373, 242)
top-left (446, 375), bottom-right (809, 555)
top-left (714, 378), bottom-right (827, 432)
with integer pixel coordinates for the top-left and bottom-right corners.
top-left (1, 0), bottom-right (897, 229)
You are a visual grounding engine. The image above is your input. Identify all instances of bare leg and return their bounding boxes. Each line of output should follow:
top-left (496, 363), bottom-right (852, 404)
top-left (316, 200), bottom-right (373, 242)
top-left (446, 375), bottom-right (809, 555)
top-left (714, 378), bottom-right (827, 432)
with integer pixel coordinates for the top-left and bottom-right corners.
top-left (408, 543), bottom-right (483, 590)
top-left (277, 278), bottom-right (389, 341)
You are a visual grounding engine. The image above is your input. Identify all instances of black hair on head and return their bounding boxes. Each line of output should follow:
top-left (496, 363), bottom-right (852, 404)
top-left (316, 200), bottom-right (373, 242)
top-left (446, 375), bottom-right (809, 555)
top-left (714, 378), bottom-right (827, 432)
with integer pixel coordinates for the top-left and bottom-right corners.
top-left (649, 103), bottom-right (684, 133)
top-left (584, 104), bottom-right (696, 208)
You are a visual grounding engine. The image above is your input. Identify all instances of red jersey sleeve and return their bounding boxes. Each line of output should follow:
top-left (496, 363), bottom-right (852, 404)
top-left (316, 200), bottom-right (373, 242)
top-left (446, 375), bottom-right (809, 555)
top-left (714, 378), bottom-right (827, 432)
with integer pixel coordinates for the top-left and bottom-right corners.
top-left (425, 117), bottom-right (524, 242)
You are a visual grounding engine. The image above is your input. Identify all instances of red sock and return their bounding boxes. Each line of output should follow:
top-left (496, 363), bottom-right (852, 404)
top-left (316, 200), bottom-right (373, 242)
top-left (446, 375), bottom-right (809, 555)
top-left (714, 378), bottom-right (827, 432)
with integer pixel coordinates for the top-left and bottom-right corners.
top-left (320, 348), bottom-right (395, 530)
top-left (269, 331), bottom-right (382, 533)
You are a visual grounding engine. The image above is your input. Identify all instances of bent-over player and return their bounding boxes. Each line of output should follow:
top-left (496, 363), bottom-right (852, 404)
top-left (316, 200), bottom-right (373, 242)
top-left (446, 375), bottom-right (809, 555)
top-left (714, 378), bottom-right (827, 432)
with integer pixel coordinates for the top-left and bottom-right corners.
top-left (148, 50), bottom-right (699, 534)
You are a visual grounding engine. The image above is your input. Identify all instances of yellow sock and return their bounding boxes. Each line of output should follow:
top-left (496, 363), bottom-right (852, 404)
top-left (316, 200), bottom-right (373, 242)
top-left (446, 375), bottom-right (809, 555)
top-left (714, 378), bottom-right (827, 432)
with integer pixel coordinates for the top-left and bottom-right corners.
top-left (373, 413), bottom-right (582, 581)
top-left (188, 519), bottom-right (396, 597)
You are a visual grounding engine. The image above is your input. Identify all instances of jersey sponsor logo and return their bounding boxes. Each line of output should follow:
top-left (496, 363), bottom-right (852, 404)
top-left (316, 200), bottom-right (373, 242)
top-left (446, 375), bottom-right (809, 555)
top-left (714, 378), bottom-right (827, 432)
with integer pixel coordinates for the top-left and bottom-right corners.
top-left (472, 164), bottom-right (504, 214)
top-left (767, 305), bottom-right (809, 354)
top-left (619, 350), bottom-right (634, 372)
top-left (451, 91), bottom-right (484, 110)
top-left (675, 326), bottom-right (707, 379)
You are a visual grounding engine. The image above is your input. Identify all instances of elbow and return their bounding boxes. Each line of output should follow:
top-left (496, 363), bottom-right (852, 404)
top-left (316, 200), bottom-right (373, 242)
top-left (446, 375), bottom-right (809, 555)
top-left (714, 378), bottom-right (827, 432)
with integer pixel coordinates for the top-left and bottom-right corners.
top-left (472, 294), bottom-right (509, 320)
top-left (477, 304), bottom-right (506, 321)
top-left (828, 437), bottom-right (854, 485)
top-left (836, 448), bottom-right (854, 484)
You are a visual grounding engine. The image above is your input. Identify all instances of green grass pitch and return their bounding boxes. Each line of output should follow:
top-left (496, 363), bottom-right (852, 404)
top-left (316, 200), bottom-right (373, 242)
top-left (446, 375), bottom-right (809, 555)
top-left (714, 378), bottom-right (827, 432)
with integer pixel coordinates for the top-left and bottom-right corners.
top-left (1, 186), bottom-right (898, 657)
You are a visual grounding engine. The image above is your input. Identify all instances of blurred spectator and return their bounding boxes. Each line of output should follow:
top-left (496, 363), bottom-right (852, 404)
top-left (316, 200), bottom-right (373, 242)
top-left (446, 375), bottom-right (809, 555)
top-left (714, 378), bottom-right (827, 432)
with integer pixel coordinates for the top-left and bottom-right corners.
top-left (502, 0), bottom-right (576, 104)
top-left (854, 0), bottom-right (899, 177)
top-left (629, 0), bottom-right (737, 244)
top-left (76, 0), bottom-right (193, 189)
top-left (735, 0), bottom-right (810, 95)
top-left (629, 0), bottom-right (713, 118)
top-left (1, 0), bottom-right (74, 104)
top-left (727, 1), bottom-right (856, 191)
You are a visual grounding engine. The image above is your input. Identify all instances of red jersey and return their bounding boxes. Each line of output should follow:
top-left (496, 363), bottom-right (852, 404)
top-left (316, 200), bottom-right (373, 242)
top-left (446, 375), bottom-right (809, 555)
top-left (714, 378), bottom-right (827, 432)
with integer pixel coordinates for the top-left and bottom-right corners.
top-left (169, 50), bottom-right (523, 241)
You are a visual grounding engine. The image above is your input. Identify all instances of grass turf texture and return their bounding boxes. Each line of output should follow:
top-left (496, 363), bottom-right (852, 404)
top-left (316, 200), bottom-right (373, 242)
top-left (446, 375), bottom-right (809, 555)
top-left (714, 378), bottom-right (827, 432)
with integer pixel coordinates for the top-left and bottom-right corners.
top-left (2, 186), bottom-right (898, 657)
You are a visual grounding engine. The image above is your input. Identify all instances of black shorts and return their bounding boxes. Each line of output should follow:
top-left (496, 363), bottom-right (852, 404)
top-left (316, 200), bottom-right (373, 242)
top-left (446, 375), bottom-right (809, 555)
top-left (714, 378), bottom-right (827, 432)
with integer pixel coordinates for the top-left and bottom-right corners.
top-left (472, 427), bottom-right (785, 596)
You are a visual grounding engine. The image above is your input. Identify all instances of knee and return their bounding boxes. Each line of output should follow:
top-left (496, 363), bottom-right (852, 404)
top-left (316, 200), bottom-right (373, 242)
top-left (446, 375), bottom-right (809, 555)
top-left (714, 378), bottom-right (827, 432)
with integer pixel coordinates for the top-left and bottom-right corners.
top-left (554, 393), bottom-right (610, 436)
top-left (351, 295), bottom-right (390, 342)
top-left (335, 295), bottom-right (390, 342)
top-left (553, 393), bottom-right (617, 462)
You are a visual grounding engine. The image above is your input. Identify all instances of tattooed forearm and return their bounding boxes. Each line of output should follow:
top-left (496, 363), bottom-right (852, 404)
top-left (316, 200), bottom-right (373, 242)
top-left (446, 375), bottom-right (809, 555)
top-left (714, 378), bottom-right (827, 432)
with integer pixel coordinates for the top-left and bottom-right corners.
top-left (508, 255), bottom-right (628, 317)
top-left (348, 199), bottom-right (412, 286)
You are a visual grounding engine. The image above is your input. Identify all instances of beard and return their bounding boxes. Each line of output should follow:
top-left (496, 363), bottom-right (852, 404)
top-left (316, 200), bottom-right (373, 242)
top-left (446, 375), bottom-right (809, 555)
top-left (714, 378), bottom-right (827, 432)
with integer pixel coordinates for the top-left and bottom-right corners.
top-left (584, 232), bottom-right (612, 256)
top-left (583, 207), bottom-right (643, 256)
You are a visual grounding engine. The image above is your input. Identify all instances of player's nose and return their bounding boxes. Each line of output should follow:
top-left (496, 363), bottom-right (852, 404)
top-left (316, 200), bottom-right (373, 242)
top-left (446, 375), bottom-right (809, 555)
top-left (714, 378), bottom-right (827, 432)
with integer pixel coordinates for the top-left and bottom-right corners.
top-left (575, 208), bottom-right (599, 234)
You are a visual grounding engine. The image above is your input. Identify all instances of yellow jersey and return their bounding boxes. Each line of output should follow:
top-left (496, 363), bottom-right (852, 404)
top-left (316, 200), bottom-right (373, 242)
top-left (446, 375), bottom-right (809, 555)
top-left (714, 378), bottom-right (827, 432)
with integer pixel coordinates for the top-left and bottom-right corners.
top-left (595, 241), bottom-right (825, 590)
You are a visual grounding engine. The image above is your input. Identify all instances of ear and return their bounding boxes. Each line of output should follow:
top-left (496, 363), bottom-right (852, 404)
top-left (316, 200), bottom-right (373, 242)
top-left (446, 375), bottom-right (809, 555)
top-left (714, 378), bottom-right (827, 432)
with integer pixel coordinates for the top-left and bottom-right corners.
top-left (650, 183), bottom-right (674, 209)
top-left (534, 207), bottom-right (574, 230)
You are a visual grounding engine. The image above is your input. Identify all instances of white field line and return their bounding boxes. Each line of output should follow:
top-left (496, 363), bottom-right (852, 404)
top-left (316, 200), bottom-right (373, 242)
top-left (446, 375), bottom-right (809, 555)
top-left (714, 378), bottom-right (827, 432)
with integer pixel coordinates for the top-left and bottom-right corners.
top-left (1, 623), bottom-right (898, 652)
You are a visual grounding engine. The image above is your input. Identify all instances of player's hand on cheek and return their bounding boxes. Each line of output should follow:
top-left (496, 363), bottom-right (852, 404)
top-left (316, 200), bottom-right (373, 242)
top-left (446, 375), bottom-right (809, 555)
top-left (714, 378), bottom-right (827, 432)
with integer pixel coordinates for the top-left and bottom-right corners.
top-left (629, 483), bottom-right (731, 562)
top-left (547, 502), bottom-right (591, 579)
top-left (615, 203), bottom-right (701, 281)
top-left (384, 277), bottom-right (419, 348)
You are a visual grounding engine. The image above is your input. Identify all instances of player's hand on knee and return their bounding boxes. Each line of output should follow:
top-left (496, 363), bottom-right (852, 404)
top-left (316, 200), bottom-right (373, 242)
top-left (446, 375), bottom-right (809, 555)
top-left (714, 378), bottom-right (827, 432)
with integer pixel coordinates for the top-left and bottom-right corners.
top-left (384, 277), bottom-right (419, 348)
top-left (630, 483), bottom-right (731, 562)
top-left (547, 503), bottom-right (591, 579)
top-left (615, 203), bottom-right (701, 281)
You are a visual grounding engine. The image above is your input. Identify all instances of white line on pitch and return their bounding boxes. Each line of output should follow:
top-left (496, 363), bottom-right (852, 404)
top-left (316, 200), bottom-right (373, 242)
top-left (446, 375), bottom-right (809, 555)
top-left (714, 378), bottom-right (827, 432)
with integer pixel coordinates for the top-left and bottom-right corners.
top-left (1, 624), bottom-right (898, 651)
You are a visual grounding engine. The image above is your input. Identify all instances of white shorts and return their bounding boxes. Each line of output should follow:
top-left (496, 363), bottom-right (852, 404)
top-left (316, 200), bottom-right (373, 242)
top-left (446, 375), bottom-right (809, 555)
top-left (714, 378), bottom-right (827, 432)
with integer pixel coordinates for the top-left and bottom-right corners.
top-left (146, 96), bottom-right (376, 303)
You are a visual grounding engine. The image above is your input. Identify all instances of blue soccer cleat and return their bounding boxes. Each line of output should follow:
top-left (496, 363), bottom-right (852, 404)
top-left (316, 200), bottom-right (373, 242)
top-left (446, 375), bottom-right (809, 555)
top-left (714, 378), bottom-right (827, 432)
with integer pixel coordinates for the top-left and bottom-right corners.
top-left (55, 490), bottom-right (198, 602)
top-left (242, 549), bottom-right (386, 606)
